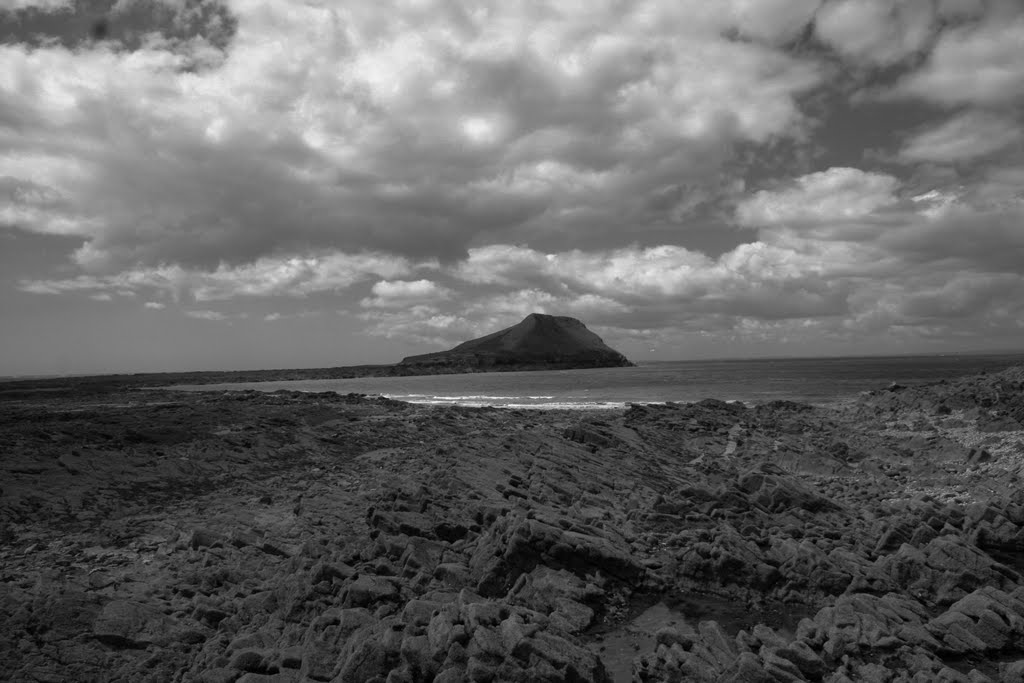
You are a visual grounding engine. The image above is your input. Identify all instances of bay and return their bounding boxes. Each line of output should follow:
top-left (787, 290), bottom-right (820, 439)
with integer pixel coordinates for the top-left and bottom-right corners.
top-left (172, 352), bottom-right (1024, 409)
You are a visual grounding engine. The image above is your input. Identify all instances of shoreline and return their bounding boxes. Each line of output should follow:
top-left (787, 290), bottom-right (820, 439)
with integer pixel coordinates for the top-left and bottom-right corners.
top-left (161, 386), bottom-right (881, 412)
top-left (2, 367), bottom-right (1024, 681)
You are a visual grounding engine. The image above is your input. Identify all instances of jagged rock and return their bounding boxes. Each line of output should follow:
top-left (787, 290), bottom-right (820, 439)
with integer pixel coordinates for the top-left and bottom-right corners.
top-left (799, 593), bottom-right (936, 659)
top-left (342, 576), bottom-right (402, 608)
top-left (92, 600), bottom-right (181, 648)
top-left (563, 422), bottom-right (625, 450)
top-left (737, 466), bottom-right (838, 513)
top-left (470, 514), bottom-right (643, 596)
top-left (927, 586), bottom-right (1024, 654)
top-left (9, 364), bottom-right (1024, 682)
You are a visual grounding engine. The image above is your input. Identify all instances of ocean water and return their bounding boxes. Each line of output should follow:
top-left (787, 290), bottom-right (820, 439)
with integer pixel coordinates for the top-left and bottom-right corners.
top-left (174, 352), bottom-right (1024, 409)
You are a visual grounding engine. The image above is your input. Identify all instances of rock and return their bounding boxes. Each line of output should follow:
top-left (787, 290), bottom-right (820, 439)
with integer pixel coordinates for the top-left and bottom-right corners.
top-left (1003, 660), bottom-right (1024, 683)
top-left (737, 467), bottom-right (838, 513)
top-left (927, 587), bottom-right (1024, 655)
top-left (342, 576), bottom-right (401, 608)
top-left (230, 649), bottom-right (273, 673)
top-left (563, 422), bottom-right (625, 450)
top-left (198, 668), bottom-right (239, 683)
top-left (337, 634), bottom-right (400, 683)
top-left (236, 672), bottom-right (301, 682)
top-left (188, 528), bottom-right (225, 550)
top-left (11, 363), bottom-right (1024, 683)
top-left (471, 515), bottom-right (643, 596)
top-left (92, 600), bottom-right (179, 648)
top-left (509, 631), bottom-right (611, 683)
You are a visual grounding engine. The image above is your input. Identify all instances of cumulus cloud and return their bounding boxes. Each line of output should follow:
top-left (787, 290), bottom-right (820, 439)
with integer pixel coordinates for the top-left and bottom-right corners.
top-left (730, 0), bottom-right (822, 45)
top-left (936, 0), bottom-right (987, 22)
top-left (898, 111), bottom-right (1023, 163)
top-left (7, 2), bottom-right (1024, 359)
top-left (894, 13), bottom-right (1024, 105)
top-left (880, 202), bottom-right (1024, 273)
top-left (184, 309), bottom-right (228, 321)
top-left (738, 167), bottom-right (1024, 272)
top-left (262, 310), bottom-right (318, 322)
top-left (357, 166), bottom-right (1024, 349)
top-left (0, 0), bottom-right (71, 11)
top-left (814, 0), bottom-right (935, 66)
top-left (975, 166), bottom-right (1024, 208)
top-left (735, 167), bottom-right (901, 229)
top-left (360, 279), bottom-right (452, 309)
top-left (898, 272), bottom-right (1024, 321)
top-left (144, 301), bottom-right (165, 309)
top-left (0, 0), bottom-right (824, 274)
top-left (18, 250), bottom-right (422, 301)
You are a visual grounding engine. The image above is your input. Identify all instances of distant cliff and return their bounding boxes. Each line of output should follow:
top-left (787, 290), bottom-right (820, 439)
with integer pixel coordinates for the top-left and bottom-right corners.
top-left (399, 313), bottom-right (633, 371)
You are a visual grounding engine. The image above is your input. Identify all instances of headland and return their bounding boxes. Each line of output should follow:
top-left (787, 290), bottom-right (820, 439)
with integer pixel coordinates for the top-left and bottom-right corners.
top-left (0, 314), bottom-right (632, 402)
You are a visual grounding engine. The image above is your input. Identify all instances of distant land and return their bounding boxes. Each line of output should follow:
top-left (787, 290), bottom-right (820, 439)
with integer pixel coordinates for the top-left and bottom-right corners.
top-left (0, 314), bottom-right (632, 398)
top-left (401, 313), bottom-right (633, 371)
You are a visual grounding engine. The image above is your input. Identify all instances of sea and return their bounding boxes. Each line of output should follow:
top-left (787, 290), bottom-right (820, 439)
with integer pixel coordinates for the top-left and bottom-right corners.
top-left (174, 352), bottom-right (1024, 410)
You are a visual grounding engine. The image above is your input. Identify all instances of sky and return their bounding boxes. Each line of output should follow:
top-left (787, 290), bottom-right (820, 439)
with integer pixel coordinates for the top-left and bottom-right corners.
top-left (1, 0), bottom-right (1023, 375)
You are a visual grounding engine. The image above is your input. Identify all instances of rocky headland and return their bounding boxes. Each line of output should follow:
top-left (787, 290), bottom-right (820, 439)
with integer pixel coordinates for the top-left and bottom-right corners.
top-left (400, 314), bottom-right (633, 372)
top-left (2, 365), bottom-right (1024, 681)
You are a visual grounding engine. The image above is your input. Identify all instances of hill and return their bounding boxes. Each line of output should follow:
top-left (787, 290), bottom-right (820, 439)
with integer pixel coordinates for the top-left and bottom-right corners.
top-left (400, 313), bottom-right (633, 370)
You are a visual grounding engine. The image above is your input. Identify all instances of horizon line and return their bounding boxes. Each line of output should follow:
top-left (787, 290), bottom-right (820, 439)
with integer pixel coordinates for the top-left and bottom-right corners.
top-left (3, 347), bottom-right (1024, 382)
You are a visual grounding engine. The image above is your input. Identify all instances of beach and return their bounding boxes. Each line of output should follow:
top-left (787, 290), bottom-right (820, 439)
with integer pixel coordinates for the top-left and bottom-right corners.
top-left (3, 366), bottom-right (1024, 681)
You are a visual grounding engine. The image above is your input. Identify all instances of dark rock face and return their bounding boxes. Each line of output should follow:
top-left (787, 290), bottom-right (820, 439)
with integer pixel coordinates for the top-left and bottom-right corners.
top-left (400, 313), bottom-right (633, 371)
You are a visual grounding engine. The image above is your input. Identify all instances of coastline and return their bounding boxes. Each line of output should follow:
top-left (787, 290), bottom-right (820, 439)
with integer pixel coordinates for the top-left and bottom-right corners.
top-left (2, 367), bottom-right (1024, 681)
top-left (160, 352), bottom-right (1024, 411)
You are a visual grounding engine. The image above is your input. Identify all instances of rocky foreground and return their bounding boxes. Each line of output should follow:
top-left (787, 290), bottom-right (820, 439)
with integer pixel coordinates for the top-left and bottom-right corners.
top-left (2, 368), bottom-right (1024, 682)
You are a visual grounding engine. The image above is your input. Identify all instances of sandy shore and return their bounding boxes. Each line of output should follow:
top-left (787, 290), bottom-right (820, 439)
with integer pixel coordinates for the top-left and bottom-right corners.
top-left (2, 367), bottom-right (1024, 682)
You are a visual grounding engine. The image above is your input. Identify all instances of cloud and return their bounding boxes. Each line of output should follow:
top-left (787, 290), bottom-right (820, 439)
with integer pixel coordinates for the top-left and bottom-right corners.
top-left (880, 202), bottom-right (1024, 273)
top-left (453, 244), bottom-right (715, 299)
top-left (0, 0), bottom-right (823, 275)
top-left (7, 3), bottom-right (1024, 359)
top-left (897, 272), bottom-right (1024, 321)
top-left (359, 290), bottom-right (631, 346)
top-left (144, 301), bottom-right (165, 309)
top-left (354, 167), bottom-right (1024, 349)
top-left (362, 238), bottom-right (870, 346)
top-left (814, 0), bottom-right (935, 66)
top-left (898, 111), bottom-right (1023, 163)
top-left (975, 166), bottom-right (1024, 208)
top-left (894, 13), bottom-right (1024, 105)
top-left (262, 310), bottom-right (319, 322)
top-left (18, 250), bottom-right (422, 301)
top-left (734, 167), bottom-right (900, 229)
top-left (0, 0), bottom-right (71, 11)
top-left (936, 0), bottom-right (987, 22)
top-left (184, 309), bottom-right (228, 321)
top-left (360, 279), bottom-right (453, 309)
top-left (730, 0), bottom-right (822, 45)
top-left (738, 166), bottom-right (1024, 272)
top-left (89, 293), bottom-right (112, 301)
